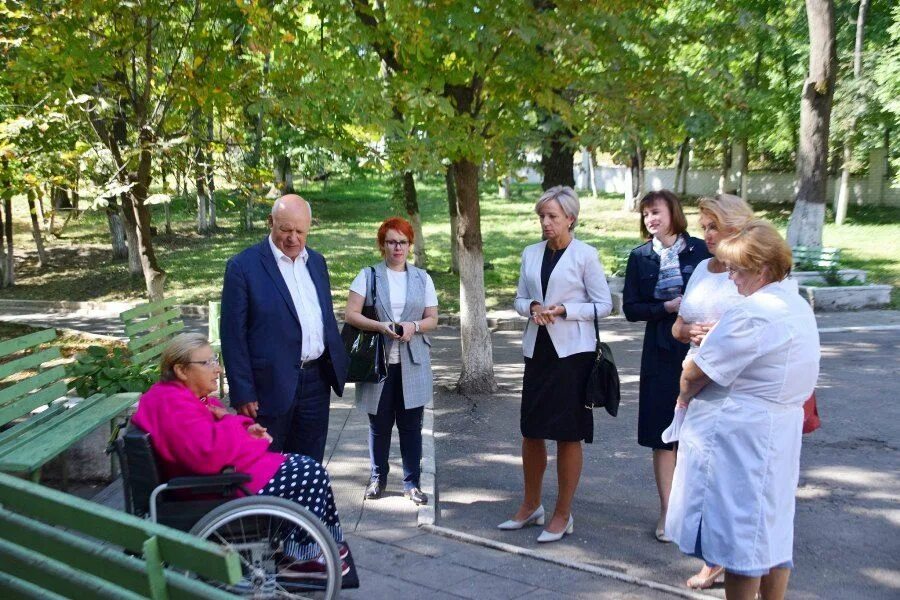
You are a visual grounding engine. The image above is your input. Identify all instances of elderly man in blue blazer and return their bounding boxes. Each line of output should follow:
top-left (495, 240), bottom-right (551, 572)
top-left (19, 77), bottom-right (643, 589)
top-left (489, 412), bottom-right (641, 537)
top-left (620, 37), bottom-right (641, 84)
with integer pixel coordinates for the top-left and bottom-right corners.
top-left (221, 194), bottom-right (347, 463)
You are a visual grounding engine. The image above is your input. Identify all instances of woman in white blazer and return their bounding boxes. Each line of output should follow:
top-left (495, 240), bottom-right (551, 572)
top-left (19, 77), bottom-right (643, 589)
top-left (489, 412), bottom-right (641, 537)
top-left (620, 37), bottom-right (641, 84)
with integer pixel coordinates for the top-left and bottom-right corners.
top-left (667, 221), bottom-right (819, 600)
top-left (497, 186), bottom-right (613, 543)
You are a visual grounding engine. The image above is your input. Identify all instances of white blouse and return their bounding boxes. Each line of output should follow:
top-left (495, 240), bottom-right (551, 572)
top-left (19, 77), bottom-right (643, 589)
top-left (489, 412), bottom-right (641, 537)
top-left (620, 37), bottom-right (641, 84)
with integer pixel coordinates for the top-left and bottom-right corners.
top-left (678, 258), bottom-right (743, 356)
top-left (350, 267), bottom-right (438, 364)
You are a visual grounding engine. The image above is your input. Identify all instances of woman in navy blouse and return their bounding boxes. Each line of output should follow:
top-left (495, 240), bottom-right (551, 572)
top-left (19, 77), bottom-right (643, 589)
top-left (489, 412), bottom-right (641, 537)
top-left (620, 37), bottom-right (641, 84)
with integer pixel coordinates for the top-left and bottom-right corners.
top-left (622, 190), bottom-right (710, 543)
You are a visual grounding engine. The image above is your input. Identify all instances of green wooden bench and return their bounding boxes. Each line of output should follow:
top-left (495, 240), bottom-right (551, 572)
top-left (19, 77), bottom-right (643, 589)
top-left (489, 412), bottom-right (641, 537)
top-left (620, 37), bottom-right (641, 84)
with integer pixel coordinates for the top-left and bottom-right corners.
top-left (0, 471), bottom-right (242, 599)
top-left (120, 298), bottom-right (186, 367)
top-left (0, 329), bottom-right (137, 482)
top-left (792, 246), bottom-right (841, 270)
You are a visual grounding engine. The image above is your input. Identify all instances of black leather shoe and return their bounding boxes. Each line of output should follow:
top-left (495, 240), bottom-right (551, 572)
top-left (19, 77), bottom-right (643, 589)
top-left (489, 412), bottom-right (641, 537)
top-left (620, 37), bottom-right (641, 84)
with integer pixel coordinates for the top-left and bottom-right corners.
top-left (404, 487), bottom-right (428, 505)
top-left (364, 480), bottom-right (383, 500)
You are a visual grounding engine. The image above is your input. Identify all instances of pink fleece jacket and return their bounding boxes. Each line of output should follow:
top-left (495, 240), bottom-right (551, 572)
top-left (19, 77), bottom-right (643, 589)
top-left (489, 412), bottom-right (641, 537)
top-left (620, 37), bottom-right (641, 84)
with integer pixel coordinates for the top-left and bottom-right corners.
top-left (132, 380), bottom-right (286, 494)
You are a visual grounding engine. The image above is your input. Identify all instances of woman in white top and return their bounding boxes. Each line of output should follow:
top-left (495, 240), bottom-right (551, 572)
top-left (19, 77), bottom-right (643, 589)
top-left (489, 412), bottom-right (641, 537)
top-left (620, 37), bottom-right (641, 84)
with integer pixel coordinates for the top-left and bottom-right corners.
top-left (666, 221), bottom-right (820, 600)
top-left (499, 186), bottom-right (613, 543)
top-left (670, 194), bottom-right (753, 590)
top-left (344, 217), bottom-right (438, 506)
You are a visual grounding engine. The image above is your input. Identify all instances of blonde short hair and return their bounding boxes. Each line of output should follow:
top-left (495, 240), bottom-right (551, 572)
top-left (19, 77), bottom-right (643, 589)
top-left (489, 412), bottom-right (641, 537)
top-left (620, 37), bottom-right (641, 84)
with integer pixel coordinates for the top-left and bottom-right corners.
top-left (159, 333), bottom-right (211, 382)
top-left (716, 220), bottom-right (793, 282)
top-left (535, 186), bottom-right (580, 231)
top-left (698, 194), bottom-right (754, 233)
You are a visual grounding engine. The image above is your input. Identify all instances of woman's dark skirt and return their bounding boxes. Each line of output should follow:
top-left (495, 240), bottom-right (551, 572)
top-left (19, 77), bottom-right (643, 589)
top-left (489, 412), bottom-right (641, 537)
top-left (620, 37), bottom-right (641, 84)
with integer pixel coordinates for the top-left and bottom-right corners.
top-left (521, 327), bottom-right (594, 443)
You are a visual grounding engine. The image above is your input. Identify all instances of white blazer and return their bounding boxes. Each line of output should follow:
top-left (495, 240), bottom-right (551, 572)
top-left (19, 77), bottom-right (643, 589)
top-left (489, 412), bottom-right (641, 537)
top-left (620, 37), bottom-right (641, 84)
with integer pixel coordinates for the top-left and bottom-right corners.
top-left (514, 238), bottom-right (613, 358)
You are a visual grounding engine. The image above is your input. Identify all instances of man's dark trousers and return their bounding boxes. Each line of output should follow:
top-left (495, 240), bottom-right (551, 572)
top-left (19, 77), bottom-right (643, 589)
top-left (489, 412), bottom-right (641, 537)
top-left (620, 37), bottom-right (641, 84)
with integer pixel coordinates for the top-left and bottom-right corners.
top-left (257, 363), bottom-right (330, 463)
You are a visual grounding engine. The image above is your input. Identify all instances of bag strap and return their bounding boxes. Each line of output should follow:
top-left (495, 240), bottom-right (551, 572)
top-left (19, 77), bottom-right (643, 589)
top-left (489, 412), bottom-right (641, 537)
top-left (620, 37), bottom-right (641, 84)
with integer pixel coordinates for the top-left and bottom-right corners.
top-left (593, 304), bottom-right (600, 347)
top-left (366, 266), bottom-right (378, 306)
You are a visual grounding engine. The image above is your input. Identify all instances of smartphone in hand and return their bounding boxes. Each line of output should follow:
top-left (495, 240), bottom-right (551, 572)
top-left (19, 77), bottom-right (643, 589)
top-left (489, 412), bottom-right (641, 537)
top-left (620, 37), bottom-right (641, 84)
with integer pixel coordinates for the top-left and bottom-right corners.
top-left (391, 322), bottom-right (403, 336)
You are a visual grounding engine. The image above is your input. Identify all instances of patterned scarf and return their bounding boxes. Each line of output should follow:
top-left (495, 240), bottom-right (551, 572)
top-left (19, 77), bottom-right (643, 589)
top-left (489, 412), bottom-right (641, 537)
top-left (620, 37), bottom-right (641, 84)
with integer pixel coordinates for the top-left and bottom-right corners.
top-left (652, 234), bottom-right (687, 300)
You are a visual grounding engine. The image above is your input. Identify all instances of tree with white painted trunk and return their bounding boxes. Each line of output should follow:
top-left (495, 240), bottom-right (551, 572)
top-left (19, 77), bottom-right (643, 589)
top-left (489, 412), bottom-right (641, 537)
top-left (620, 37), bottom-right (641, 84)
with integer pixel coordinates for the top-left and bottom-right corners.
top-left (787, 0), bottom-right (837, 248)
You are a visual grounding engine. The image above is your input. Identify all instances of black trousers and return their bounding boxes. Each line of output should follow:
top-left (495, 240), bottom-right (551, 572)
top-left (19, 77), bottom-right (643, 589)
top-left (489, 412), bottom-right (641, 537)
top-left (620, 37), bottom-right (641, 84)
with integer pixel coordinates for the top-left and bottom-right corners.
top-left (368, 364), bottom-right (423, 490)
top-left (257, 364), bottom-right (331, 463)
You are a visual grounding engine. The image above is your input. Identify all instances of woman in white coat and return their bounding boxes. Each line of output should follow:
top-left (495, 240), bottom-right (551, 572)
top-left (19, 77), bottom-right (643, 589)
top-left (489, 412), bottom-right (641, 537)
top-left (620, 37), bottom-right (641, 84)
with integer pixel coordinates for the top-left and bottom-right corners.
top-left (498, 186), bottom-right (613, 543)
top-left (670, 193), bottom-right (754, 590)
top-left (666, 220), bottom-right (820, 600)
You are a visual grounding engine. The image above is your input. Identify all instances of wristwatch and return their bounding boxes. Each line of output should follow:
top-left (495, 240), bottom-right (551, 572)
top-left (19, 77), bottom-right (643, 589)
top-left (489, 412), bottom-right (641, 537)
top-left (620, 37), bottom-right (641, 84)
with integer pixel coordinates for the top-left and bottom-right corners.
top-left (413, 320), bottom-right (420, 333)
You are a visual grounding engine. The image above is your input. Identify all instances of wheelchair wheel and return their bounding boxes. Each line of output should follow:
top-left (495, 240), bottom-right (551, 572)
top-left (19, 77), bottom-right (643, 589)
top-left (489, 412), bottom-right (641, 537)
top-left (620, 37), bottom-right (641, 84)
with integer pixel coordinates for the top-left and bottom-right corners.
top-left (189, 496), bottom-right (342, 599)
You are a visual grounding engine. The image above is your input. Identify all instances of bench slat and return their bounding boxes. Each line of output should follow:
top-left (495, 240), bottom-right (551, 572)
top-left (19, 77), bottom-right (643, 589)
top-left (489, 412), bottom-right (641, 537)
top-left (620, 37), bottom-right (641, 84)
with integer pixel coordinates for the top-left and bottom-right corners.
top-left (0, 510), bottom-right (238, 600)
top-left (0, 330), bottom-right (57, 357)
top-left (0, 393), bottom-right (139, 472)
top-left (124, 307), bottom-right (183, 337)
top-left (128, 322), bottom-right (185, 357)
top-left (0, 572), bottom-right (70, 600)
top-left (0, 538), bottom-right (145, 600)
top-left (0, 472), bottom-right (242, 583)
top-left (0, 348), bottom-right (62, 382)
top-left (0, 376), bottom-right (68, 426)
top-left (0, 403), bottom-right (67, 448)
top-left (120, 297), bottom-right (179, 321)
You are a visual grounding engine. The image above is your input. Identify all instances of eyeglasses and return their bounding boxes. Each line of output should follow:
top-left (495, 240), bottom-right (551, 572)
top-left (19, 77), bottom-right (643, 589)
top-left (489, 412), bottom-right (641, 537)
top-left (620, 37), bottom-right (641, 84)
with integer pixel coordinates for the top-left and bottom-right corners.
top-left (185, 355), bottom-right (220, 368)
top-left (384, 240), bottom-right (410, 248)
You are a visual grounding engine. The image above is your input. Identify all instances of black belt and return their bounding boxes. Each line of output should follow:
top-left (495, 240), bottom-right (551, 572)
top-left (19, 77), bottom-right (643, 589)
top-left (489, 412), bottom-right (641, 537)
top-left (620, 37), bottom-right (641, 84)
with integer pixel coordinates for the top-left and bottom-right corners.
top-left (300, 357), bottom-right (323, 370)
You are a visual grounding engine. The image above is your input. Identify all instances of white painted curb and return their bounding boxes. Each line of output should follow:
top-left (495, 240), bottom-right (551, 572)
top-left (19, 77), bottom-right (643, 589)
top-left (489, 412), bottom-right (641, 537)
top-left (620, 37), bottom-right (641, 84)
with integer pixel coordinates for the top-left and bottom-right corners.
top-left (420, 523), bottom-right (717, 600)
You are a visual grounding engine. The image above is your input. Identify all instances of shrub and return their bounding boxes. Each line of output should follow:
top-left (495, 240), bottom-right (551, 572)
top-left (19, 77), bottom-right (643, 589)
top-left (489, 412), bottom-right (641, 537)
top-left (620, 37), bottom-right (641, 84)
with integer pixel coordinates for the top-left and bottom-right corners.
top-left (67, 346), bottom-right (158, 398)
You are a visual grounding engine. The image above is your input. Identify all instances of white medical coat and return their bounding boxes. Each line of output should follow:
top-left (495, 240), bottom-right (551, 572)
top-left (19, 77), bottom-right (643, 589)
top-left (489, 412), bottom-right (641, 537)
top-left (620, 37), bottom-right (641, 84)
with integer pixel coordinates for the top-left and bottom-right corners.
top-left (666, 278), bottom-right (820, 572)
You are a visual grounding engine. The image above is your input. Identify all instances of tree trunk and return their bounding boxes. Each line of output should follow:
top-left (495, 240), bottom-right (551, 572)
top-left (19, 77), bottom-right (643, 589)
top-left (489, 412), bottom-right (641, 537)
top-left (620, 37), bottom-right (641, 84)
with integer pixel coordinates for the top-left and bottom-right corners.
top-left (400, 171), bottom-right (426, 268)
top-left (160, 161), bottom-right (173, 235)
top-left (35, 186), bottom-right (47, 230)
top-left (26, 189), bottom-right (48, 268)
top-left (718, 139), bottom-right (731, 194)
top-left (680, 138), bottom-right (691, 195)
top-left (787, 0), bottom-right (837, 248)
top-left (106, 204), bottom-right (128, 260)
top-left (195, 144), bottom-right (210, 235)
top-left (116, 193), bottom-right (142, 274)
top-left (127, 125), bottom-right (166, 301)
top-left (206, 115), bottom-right (217, 230)
top-left (2, 195), bottom-right (14, 286)
top-left (674, 137), bottom-right (689, 195)
top-left (446, 163), bottom-right (460, 275)
top-left (587, 146), bottom-right (598, 198)
top-left (498, 176), bottom-right (511, 199)
top-left (0, 197), bottom-right (6, 288)
top-left (737, 138), bottom-right (750, 200)
top-left (452, 159), bottom-right (496, 395)
top-left (274, 154), bottom-right (295, 194)
top-left (629, 141), bottom-right (645, 202)
top-left (835, 0), bottom-right (868, 226)
top-left (540, 129), bottom-right (576, 190)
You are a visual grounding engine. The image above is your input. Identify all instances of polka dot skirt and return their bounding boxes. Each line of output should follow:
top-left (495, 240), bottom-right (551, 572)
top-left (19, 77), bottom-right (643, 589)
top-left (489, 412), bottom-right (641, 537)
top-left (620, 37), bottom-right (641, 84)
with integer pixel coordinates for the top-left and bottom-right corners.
top-left (258, 454), bottom-right (344, 560)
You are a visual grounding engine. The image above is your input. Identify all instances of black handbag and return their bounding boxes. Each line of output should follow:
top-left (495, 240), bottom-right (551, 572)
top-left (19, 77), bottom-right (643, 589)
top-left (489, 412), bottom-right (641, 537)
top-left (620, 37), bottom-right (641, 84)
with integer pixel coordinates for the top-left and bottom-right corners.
top-left (585, 304), bottom-right (620, 416)
top-left (341, 267), bottom-right (388, 384)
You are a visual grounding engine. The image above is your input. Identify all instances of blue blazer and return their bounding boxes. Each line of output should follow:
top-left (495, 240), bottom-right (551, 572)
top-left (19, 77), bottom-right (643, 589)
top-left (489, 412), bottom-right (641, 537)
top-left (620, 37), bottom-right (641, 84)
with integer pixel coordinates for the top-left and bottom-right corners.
top-left (220, 239), bottom-right (348, 417)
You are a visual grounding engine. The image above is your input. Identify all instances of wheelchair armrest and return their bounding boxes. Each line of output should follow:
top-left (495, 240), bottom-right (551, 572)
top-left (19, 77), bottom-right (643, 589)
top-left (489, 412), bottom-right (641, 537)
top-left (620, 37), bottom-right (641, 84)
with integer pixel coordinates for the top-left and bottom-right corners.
top-left (164, 473), bottom-right (252, 491)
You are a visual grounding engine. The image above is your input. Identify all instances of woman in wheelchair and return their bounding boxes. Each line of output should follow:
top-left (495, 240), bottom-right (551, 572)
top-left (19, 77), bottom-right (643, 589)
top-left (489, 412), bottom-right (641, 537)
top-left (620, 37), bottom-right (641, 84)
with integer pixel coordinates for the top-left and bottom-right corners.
top-left (132, 333), bottom-right (350, 579)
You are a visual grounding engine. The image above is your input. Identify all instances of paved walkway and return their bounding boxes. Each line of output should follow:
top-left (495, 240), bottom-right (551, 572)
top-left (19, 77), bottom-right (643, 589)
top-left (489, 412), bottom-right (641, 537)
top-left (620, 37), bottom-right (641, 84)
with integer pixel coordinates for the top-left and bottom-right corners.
top-left (4, 305), bottom-right (899, 598)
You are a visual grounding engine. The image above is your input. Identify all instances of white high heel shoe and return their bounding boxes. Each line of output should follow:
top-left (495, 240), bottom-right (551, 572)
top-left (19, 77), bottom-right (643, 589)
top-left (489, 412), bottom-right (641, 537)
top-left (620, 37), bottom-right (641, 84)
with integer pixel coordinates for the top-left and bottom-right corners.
top-left (536, 515), bottom-right (574, 543)
top-left (497, 505), bottom-right (545, 530)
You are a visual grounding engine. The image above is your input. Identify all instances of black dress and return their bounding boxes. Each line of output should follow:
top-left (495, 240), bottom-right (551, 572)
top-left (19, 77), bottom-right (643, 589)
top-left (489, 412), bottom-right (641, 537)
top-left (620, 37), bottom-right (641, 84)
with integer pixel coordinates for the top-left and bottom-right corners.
top-left (520, 245), bottom-right (595, 443)
top-left (622, 236), bottom-right (710, 450)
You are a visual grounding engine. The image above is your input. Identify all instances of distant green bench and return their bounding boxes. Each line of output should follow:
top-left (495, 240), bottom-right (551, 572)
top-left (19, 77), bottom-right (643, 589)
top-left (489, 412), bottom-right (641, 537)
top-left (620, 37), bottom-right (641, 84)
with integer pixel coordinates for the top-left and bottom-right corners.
top-left (0, 329), bottom-right (137, 482)
top-left (0, 471), bottom-right (242, 599)
top-left (792, 246), bottom-right (841, 271)
top-left (120, 298), bottom-right (186, 367)
top-left (208, 300), bottom-right (226, 396)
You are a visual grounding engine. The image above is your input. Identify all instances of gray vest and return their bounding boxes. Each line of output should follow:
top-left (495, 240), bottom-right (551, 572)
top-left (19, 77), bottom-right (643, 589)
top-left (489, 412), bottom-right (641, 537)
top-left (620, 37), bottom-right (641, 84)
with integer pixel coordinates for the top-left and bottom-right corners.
top-left (355, 261), bottom-right (434, 414)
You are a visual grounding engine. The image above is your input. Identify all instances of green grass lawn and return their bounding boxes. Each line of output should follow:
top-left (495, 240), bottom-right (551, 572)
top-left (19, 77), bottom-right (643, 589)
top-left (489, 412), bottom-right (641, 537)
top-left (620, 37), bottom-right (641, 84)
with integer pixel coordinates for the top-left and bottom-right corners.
top-left (1, 178), bottom-right (898, 312)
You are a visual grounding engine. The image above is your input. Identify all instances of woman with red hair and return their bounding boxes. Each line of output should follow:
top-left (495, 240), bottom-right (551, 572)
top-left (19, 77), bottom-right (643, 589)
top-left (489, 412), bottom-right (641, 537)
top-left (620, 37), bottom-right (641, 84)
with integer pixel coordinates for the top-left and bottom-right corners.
top-left (344, 216), bottom-right (439, 505)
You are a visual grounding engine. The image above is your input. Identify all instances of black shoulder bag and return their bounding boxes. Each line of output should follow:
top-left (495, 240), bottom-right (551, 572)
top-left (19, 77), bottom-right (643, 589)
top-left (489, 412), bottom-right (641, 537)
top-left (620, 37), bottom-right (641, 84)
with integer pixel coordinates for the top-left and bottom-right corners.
top-left (341, 267), bottom-right (388, 384)
top-left (584, 304), bottom-right (621, 416)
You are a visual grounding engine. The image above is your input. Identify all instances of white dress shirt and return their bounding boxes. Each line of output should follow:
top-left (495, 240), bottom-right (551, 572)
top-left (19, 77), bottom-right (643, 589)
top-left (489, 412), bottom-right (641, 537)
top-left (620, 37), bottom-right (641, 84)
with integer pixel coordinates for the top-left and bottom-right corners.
top-left (268, 235), bottom-right (324, 361)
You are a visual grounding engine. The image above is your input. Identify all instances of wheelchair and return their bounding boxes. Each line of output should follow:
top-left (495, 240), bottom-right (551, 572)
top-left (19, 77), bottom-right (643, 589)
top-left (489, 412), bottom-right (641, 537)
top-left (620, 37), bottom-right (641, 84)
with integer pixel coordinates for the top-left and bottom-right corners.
top-left (114, 425), bottom-right (343, 599)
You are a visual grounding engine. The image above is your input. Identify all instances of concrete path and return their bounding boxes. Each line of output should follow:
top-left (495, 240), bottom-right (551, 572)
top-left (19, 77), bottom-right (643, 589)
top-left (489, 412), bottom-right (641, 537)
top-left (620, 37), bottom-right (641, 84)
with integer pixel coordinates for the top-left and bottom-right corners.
top-left (4, 305), bottom-right (899, 598)
top-left (432, 317), bottom-right (900, 600)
